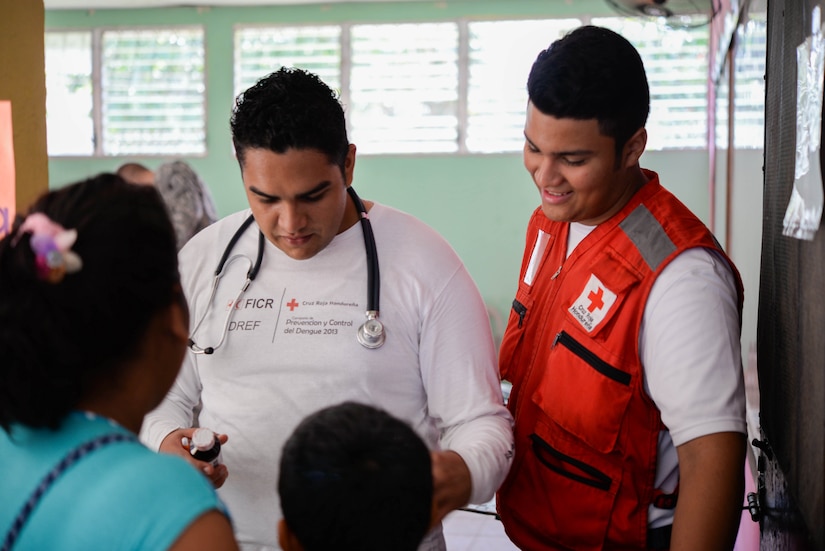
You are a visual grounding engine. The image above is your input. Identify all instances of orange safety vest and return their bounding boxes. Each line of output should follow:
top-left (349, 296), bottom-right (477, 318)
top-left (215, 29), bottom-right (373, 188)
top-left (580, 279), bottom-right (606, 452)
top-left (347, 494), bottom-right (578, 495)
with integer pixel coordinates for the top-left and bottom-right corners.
top-left (497, 173), bottom-right (743, 550)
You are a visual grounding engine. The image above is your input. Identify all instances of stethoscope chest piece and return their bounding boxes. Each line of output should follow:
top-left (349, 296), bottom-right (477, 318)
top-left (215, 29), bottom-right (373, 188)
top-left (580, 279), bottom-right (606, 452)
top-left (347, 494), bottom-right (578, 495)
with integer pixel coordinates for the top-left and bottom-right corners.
top-left (357, 311), bottom-right (385, 349)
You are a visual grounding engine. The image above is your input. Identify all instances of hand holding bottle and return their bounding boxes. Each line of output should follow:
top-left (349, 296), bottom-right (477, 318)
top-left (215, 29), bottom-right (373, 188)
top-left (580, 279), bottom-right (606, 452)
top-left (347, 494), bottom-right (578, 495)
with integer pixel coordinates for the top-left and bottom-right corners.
top-left (160, 427), bottom-right (229, 488)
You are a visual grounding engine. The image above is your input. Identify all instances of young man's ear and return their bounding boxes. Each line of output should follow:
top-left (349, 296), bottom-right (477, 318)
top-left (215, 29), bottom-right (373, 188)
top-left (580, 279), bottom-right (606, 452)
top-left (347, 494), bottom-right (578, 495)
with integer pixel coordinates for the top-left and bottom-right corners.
top-left (277, 519), bottom-right (304, 551)
top-left (343, 143), bottom-right (357, 187)
top-left (621, 127), bottom-right (647, 169)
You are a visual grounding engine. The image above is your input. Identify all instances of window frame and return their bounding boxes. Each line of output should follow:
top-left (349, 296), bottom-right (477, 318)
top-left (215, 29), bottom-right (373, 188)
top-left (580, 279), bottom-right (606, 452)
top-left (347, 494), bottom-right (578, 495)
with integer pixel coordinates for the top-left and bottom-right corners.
top-left (45, 24), bottom-right (207, 159)
top-left (234, 15), bottom-right (713, 156)
top-left (46, 14), bottom-right (753, 158)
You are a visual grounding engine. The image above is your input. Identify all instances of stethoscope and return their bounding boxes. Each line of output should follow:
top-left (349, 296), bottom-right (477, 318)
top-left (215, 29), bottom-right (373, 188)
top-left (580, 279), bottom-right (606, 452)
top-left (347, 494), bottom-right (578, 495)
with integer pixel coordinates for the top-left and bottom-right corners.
top-left (187, 186), bottom-right (384, 354)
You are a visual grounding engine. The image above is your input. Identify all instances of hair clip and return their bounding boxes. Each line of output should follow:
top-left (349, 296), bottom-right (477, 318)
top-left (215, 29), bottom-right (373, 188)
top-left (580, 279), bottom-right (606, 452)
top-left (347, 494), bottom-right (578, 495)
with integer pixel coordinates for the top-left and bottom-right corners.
top-left (12, 213), bottom-right (83, 283)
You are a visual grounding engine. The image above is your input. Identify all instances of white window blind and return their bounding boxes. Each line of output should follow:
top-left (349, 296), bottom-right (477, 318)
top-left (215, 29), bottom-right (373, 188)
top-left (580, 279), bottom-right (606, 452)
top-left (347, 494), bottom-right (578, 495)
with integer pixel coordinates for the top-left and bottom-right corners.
top-left (350, 23), bottom-right (459, 154)
top-left (101, 27), bottom-right (205, 156)
top-left (467, 18), bottom-right (582, 153)
top-left (593, 17), bottom-right (710, 150)
top-left (715, 64), bottom-right (731, 151)
top-left (733, 16), bottom-right (766, 149)
top-left (46, 16), bottom-right (719, 158)
top-left (234, 25), bottom-right (342, 100)
top-left (733, 13), bottom-right (766, 149)
top-left (45, 31), bottom-right (95, 156)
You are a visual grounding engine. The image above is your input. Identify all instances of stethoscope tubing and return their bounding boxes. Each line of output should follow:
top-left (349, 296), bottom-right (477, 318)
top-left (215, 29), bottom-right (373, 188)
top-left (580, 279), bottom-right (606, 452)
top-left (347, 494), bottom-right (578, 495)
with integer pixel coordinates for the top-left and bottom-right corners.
top-left (347, 186), bottom-right (380, 313)
top-left (213, 213), bottom-right (265, 281)
top-left (187, 186), bottom-right (381, 354)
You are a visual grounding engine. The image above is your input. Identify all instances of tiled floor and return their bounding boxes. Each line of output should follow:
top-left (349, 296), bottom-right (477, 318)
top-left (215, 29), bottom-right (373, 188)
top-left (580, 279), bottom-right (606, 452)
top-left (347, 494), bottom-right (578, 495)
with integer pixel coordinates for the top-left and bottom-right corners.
top-left (442, 505), bottom-right (519, 551)
top-left (443, 497), bottom-right (761, 551)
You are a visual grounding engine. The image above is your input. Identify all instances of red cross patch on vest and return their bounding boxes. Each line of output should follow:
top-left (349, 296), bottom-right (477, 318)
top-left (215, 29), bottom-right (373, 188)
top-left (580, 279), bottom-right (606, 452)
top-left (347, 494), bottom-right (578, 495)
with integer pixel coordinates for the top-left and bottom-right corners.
top-left (568, 274), bottom-right (616, 332)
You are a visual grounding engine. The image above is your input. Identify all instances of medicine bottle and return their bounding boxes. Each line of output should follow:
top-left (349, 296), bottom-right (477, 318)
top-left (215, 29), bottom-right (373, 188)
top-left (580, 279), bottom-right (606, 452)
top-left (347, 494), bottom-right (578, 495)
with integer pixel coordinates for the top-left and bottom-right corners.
top-left (189, 427), bottom-right (222, 467)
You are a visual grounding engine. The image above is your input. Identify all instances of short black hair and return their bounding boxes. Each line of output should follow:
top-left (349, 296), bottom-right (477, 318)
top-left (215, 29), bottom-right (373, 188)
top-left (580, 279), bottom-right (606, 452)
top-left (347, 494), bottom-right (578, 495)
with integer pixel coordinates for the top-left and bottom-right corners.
top-left (230, 67), bottom-right (349, 171)
top-left (527, 25), bottom-right (650, 155)
top-left (279, 401), bottom-right (433, 551)
top-left (0, 174), bottom-right (179, 431)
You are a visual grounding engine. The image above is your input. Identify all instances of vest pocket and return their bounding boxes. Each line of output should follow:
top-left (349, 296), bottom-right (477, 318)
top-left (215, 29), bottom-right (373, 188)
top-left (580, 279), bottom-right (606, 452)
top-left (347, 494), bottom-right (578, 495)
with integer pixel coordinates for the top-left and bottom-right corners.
top-left (530, 433), bottom-right (611, 491)
top-left (499, 286), bottom-right (535, 385)
top-left (505, 418), bottom-right (620, 550)
top-left (533, 329), bottom-right (633, 454)
top-left (553, 331), bottom-right (631, 385)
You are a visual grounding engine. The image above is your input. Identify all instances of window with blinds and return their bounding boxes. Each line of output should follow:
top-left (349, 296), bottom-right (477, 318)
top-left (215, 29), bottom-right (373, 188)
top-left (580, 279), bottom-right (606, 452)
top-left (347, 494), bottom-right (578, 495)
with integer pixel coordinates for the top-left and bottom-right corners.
top-left (101, 27), bottom-right (206, 156)
top-left (45, 31), bottom-right (95, 156)
top-left (234, 18), bottom-right (710, 153)
top-left (45, 15), bottom-right (728, 158)
top-left (349, 23), bottom-right (459, 154)
top-left (592, 17), bottom-right (710, 150)
top-left (45, 27), bottom-right (206, 156)
top-left (716, 13), bottom-right (766, 149)
top-left (234, 25), bottom-right (342, 101)
top-left (466, 18), bottom-right (582, 153)
top-left (733, 14), bottom-right (767, 149)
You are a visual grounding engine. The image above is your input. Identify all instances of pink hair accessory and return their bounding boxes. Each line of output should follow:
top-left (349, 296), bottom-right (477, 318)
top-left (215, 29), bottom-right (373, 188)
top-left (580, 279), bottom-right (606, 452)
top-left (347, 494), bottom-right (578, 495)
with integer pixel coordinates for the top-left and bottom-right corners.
top-left (13, 213), bottom-right (83, 283)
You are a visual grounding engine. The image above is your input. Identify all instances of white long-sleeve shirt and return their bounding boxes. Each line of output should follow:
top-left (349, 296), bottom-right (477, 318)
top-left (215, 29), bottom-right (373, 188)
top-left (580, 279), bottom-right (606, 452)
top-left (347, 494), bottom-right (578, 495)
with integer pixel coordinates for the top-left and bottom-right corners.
top-left (141, 203), bottom-right (514, 551)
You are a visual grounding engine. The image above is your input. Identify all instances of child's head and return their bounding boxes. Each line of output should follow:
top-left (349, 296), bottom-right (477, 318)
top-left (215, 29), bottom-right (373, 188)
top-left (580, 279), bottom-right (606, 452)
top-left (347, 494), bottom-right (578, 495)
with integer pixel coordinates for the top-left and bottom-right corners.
top-left (278, 401), bottom-right (433, 551)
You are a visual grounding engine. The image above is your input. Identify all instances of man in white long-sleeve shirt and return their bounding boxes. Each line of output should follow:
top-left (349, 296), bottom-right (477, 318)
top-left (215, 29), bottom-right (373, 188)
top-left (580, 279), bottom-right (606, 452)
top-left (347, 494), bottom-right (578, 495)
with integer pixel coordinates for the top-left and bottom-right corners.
top-left (140, 67), bottom-right (514, 551)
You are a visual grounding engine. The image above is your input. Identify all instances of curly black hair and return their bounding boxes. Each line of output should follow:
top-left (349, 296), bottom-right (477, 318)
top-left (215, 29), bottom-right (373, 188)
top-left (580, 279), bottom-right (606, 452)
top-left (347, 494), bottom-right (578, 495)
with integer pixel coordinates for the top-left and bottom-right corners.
top-left (230, 67), bottom-right (349, 172)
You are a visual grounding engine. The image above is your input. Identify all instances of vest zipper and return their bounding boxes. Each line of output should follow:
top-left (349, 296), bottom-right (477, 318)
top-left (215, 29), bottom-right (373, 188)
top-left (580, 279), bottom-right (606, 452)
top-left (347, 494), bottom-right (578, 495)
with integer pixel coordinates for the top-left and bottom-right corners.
top-left (552, 330), bottom-right (631, 386)
top-left (512, 299), bottom-right (527, 328)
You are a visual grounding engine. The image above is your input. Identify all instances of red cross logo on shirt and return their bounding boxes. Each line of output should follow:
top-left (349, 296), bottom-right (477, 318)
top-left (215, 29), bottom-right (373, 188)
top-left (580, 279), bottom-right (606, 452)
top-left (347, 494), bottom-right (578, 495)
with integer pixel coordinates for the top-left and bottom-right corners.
top-left (587, 287), bottom-right (605, 312)
top-left (286, 298), bottom-right (299, 311)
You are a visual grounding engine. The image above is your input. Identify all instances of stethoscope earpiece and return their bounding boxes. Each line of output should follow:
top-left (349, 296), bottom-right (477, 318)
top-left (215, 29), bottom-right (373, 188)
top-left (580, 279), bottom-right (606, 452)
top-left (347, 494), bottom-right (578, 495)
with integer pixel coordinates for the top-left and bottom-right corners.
top-left (357, 312), bottom-right (385, 349)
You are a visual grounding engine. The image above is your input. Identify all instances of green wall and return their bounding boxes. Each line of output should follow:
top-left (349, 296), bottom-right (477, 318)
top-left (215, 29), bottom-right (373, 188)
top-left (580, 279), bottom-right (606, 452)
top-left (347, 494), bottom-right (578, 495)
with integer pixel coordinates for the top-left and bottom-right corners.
top-left (45, 0), bottom-right (712, 321)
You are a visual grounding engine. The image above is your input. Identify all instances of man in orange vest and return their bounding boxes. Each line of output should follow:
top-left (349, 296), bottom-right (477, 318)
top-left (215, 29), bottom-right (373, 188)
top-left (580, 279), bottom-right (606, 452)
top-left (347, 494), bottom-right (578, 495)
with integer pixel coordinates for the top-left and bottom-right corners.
top-left (497, 25), bottom-right (747, 550)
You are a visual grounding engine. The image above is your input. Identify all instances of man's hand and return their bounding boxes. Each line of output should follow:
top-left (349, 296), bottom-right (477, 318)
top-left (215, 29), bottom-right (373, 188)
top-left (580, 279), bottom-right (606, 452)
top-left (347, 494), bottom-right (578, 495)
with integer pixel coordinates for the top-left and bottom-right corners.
top-left (159, 428), bottom-right (229, 488)
top-left (429, 450), bottom-right (472, 527)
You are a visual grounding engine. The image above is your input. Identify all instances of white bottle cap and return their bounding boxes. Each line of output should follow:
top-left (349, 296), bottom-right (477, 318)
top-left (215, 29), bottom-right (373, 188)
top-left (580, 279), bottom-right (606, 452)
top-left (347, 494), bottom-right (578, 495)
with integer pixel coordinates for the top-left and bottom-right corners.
top-left (191, 428), bottom-right (215, 451)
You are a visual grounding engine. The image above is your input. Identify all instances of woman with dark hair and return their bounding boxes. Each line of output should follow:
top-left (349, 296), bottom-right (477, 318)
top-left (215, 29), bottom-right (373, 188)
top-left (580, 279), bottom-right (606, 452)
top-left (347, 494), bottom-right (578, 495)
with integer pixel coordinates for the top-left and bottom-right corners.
top-left (0, 174), bottom-right (238, 551)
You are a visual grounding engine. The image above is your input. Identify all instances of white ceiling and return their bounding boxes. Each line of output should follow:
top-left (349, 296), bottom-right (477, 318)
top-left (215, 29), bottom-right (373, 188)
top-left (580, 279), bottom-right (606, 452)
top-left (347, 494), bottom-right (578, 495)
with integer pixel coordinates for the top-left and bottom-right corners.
top-left (43, 0), bottom-right (429, 9)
